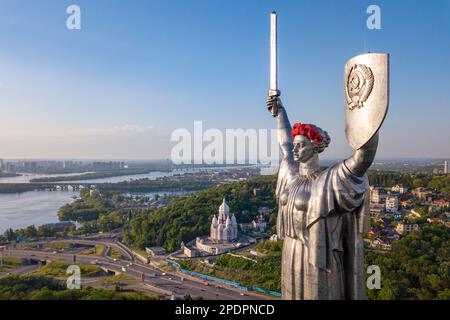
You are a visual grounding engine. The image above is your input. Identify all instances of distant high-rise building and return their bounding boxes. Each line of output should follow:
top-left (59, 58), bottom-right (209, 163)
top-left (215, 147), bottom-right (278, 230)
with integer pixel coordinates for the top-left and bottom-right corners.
top-left (92, 161), bottom-right (125, 171)
top-left (445, 160), bottom-right (449, 175)
top-left (5, 163), bottom-right (16, 173)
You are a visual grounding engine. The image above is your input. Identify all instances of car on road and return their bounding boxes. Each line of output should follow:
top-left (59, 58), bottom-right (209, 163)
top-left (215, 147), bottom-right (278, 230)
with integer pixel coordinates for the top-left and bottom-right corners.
top-left (113, 258), bottom-right (117, 262)
top-left (240, 293), bottom-right (245, 296)
top-left (121, 267), bottom-right (126, 272)
top-left (52, 251), bottom-right (57, 254)
top-left (162, 272), bottom-right (166, 276)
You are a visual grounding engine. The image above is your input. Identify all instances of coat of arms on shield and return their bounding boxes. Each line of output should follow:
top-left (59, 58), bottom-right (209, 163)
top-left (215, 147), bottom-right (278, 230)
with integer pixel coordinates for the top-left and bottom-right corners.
top-left (344, 53), bottom-right (389, 150)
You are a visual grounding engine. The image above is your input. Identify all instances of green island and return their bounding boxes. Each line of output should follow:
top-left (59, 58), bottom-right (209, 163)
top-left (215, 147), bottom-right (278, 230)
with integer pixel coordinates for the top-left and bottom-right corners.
top-left (57, 189), bottom-right (115, 223)
top-left (29, 168), bottom-right (151, 183)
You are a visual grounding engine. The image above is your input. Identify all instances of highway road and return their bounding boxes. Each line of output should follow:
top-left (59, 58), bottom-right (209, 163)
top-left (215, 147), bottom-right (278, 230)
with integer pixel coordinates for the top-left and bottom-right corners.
top-left (4, 242), bottom-right (272, 300)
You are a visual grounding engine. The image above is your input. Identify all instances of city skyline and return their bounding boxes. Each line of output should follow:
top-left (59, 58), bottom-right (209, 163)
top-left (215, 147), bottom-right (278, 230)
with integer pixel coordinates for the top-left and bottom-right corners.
top-left (0, 0), bottom-right (449, 160)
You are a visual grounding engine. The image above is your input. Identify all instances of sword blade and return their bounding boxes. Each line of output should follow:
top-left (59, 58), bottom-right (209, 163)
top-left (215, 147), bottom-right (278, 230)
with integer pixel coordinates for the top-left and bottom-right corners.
top-left (270, 11), bottom-right (277, 92)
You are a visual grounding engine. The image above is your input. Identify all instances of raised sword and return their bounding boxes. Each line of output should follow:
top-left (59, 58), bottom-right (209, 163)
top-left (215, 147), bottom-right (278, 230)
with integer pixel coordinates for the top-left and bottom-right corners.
top-left (268, 11), bottom-right (280, 116)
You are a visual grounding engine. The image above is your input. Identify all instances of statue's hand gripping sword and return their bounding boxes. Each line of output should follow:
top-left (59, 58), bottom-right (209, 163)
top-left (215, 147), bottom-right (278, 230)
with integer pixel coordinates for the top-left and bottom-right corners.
top-left (268, 11), bottom-right (280, 117)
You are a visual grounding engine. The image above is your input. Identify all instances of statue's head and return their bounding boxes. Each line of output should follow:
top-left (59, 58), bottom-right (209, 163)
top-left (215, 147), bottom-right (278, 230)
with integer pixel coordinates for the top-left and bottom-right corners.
top-left (291, 123), bottom-right (330, 162)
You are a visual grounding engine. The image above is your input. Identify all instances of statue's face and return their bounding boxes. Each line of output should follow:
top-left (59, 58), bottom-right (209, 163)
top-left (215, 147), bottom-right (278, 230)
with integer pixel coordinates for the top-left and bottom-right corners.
top-left (293, 135), bottom-right (315, 162)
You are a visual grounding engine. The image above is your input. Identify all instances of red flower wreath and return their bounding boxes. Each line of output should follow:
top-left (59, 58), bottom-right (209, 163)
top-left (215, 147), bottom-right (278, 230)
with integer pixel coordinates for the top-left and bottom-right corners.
top-left (291, 123), bottom-right (324, 144)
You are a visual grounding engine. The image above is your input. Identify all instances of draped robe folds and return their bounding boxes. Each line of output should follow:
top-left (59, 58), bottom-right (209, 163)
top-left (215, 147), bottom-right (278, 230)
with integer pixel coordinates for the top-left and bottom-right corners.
top-left (276, 161), bottom-right (370, 300)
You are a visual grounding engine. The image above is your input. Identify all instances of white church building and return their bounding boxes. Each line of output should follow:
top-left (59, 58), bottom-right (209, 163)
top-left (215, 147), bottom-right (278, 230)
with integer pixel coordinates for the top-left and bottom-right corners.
top-left (209, 197), bottom-right (238, 242)
top-left (187, 197), bottom-right (248, 256)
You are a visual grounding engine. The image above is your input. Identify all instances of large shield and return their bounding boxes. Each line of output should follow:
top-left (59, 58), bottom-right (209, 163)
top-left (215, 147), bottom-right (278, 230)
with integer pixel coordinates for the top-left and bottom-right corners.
top-left (344, 53), bottom-right (389, 150)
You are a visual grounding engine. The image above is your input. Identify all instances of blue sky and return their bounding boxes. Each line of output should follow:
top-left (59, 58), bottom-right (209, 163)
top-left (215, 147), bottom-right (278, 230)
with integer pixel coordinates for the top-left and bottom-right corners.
top-left (0, 0), bottom-right (449, 160)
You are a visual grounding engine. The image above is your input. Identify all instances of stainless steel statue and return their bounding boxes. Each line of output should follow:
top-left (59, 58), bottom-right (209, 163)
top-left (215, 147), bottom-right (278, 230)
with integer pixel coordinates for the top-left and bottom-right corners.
top-left (266, 12), bottom-right (389, 300)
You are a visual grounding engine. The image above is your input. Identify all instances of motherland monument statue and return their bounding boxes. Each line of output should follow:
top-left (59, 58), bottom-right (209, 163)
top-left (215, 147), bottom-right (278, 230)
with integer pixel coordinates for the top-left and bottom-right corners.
top-left (266, 12), bottom-right (389, 300)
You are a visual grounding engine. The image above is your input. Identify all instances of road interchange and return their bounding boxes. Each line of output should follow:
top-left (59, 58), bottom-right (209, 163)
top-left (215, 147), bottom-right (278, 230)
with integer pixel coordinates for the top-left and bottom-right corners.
top-left (2, 237), bottom-right (273, 300)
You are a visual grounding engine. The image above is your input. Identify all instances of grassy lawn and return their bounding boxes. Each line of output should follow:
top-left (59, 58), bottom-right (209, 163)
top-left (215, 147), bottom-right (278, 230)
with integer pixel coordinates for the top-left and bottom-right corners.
top-left (0, 265), bottom-right (15, 273)
top-left (42, 242), bottom-right (73, 250)
top-left (133, 248), bottom-right (148, 258)
top-left (95, 245), bottom-right (105, 256)
top-left (86, 274), bottom-right (136, 288)
top-left (160, 264), bottom-right (172, 272)
top-left (79, 245), bottom-right (105, 256)
top-left (15, 244), bottom-right (36, 251)
top-left (108, 247), bottom-right (124, 259)
top-left (0, 257), bottom-right (24, 273)
top-left (101, 274), bottom-right (134, 282)
top-left (32, 262), bottom-right (106, 278)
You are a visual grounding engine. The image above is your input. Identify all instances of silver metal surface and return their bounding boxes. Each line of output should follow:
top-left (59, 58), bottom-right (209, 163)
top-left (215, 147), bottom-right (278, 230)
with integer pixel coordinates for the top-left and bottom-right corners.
top-left (344, 53), bottom-right (389, 150)
top-left (266, 52), bottom-right (389, 300)
top-left (270, 11), bottom-right (278, 92)
top-left (268, 12), bottom-right (280, 117)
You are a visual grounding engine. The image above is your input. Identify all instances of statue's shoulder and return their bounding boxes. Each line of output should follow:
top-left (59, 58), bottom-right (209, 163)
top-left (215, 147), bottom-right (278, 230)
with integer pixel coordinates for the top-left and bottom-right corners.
top-left (316, 162), bottom-right (344, 179)
top-left (310, 162), bottom-right (348, 190)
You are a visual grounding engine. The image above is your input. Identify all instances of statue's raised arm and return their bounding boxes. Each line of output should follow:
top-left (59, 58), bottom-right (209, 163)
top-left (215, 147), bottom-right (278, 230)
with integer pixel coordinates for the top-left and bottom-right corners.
top-left (266, 96), bottom-right (297, 189)
top-left (266, 96), bottom-right (293, 158)
top-left (345, 132), bottom-right (379, 176)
